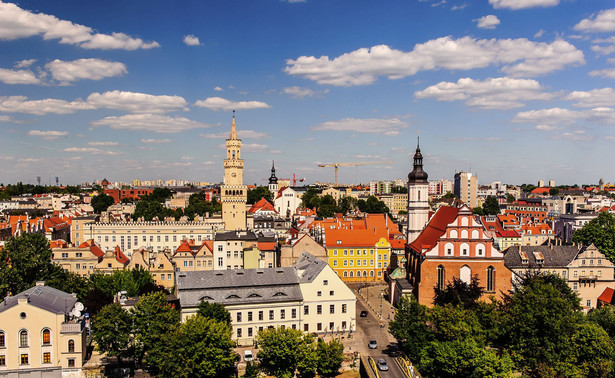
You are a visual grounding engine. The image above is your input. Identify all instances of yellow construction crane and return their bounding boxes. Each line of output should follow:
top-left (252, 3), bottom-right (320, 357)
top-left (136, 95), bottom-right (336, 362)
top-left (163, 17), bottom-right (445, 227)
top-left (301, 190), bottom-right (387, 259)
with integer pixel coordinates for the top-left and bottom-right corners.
top-left (318, 161), bottom-right (394, 186)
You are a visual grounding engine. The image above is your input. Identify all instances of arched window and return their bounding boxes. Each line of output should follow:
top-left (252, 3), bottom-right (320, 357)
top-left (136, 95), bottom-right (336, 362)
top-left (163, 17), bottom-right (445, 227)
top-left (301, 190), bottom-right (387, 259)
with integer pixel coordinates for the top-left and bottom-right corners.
top-left (68, 340), bottom-right (75, 353)
top-left (460, 265), bottom-right (471, 284)
top-left (0, 331), bottom-right (5, 347)
top-left (343, 271), bottom-right (348, 278)
top-left (461, 230), bottom-right (468, 239)
top-left (460, 242), bottom-right (469, 256)
top-left (449, 229), bottom-right (458, 239)
top-left (476, 243), bottom-right (485, 257)
top-left (471, 229), bottom-right (479, 239)
top-left (42, 329), bottom-right (51, 345)
top-left (349, 271), bottom-right (354, 278)
top-left (370, 270), bottom-right (374, 277)
top-left (232, 150), bottom-right (235, 159)
top-left (19, 330), bottom-right (28, 348)
top-left (461, 217), bottom-right (469, 226)
top-left (363, 270), bottom-right (367, 277)
top-left (444, 242), bottom-right (454, 256)
top-left (487, 266), bottom-right (495, 292)
top-left (436, 265), bottom-right (445, 290)
top-left (356, 270), bottom-right (361, 277)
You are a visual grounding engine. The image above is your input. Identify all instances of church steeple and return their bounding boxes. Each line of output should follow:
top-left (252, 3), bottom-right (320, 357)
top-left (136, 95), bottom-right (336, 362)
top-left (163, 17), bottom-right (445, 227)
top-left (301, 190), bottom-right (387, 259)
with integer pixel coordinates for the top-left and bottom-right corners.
top-left (229, 110), bottom-right (238, 140)
top-left (408, 137), bottom-right (428, 183)
top-left (269, 161), bottom-right (278, 184)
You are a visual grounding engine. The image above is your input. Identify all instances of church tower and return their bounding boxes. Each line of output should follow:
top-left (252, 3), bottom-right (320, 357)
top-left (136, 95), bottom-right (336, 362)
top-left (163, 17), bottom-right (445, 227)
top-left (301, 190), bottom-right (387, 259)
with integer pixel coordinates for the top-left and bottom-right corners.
top-left (221, 112), bottom-right (247, 230)
top-left (268, 161), bottom-right (279, 196)
top-left (406, 138), bottom-right (430, 244)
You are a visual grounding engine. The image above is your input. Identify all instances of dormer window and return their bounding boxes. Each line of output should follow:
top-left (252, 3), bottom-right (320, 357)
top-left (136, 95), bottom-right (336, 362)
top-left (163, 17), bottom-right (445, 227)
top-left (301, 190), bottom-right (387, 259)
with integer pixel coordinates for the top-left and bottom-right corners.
top-left (532, 251), bottom-right (544, 264)
top-left (519, 251), bottom-right (529, 264)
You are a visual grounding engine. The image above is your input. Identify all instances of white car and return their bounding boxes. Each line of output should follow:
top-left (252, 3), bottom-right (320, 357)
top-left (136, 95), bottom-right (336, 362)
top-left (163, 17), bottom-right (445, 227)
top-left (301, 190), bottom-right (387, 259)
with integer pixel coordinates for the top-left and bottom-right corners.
top-left (244, 350), bottom-right (253, 362)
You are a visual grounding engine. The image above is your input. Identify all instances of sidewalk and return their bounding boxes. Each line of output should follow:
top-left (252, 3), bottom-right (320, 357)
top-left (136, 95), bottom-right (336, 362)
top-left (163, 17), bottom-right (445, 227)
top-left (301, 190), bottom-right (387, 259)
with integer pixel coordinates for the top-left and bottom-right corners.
top-left (355, 283), bottom-right (397, 344)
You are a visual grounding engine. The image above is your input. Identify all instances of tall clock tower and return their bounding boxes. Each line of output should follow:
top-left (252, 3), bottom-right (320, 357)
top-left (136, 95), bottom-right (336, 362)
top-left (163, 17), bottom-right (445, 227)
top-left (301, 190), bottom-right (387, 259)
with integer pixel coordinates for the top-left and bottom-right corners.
top-left (406, 138), bottom-right (429, 244)
top-left (221, 112), bottom-right (247, 230)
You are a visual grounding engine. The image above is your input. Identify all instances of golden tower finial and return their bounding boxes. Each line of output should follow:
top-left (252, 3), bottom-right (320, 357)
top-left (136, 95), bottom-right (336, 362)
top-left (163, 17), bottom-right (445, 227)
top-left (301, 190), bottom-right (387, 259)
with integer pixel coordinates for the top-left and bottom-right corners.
top-left (229, 110), bottom-right (238, 139)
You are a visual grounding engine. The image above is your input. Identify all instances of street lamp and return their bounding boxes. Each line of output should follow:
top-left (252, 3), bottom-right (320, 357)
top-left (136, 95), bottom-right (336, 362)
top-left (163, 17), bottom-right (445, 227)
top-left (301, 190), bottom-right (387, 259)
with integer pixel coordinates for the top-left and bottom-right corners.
top-left (379, 289), bottom-right (384, 319)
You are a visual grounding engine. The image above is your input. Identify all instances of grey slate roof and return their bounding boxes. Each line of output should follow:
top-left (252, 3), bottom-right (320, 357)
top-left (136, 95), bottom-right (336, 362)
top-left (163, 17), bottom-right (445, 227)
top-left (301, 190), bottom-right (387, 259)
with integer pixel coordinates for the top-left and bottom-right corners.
top-left (177, 267), bottom-right (302, 308)
top-left (503, 245), bottom-right (582, 269)
top-left (0, 284), bottom-right (77, 314)
top-left (215, 230), bottom-right (258, 241)
top-left (294, 252), bottom-right (327, 284)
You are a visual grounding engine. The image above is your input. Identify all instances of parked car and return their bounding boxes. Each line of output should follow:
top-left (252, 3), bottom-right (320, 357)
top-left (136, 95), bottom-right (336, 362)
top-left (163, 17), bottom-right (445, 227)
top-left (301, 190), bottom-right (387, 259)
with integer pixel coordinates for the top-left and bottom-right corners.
top-left (360, 310), bottom-right (368, 317)
top-left (244, 350), bottom-right (253, 362)
top-left (368, 340), bottom-right (378, 349)
top-left (377, 358), bottom-right (389, 371)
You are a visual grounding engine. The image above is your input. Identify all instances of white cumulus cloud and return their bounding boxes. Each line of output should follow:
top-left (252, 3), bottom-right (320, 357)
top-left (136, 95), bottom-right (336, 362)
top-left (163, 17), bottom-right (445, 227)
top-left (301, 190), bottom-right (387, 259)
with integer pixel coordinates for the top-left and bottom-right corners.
top-left (565, 88), bottom-right (615, 108)
top-left (285, 36), bottom-right (584, 86)
top-left (512, 107), bottom-right (581, 125)
top-left (312, 117), bottom-right (410, 136)
top-left (415, 77), bottom-right (555, 109)
top-left (574, 8), bottom-right (615, 33)
top-left (474, 15), bottom-right (500, 29)
top-left (92, 113), bottom-right (214, 133)
top-left (64, 147), bottom-right (116, 155)
top-left (86, 90), bottom-right (188, 113)
top-left (200, 130), bottom-right (269, 139)
top-left (589, 68), bottom-right (615, 78)
top-left (0, 1), bottom-right (159, 50)
top-left (88, 141), bottom-right (118, 146)
top-left (27, 130), bottom-right (69, 140)
top-left (0, 67), bottom-right (40, 84)
top-left (141, 138), bottom-right (171, 144)
top-left (489, 0), bottom-right (559, 10)
top-left (183, 34), bottom-right (201, 46)
top-left (194, 97), bottom-right (271, 111)
top-left (0, 96), bottom-right (93, 115)
top-left (283, 86), bottom-right (329, 98)
top-left (45, 58), bottom-right (127, 83)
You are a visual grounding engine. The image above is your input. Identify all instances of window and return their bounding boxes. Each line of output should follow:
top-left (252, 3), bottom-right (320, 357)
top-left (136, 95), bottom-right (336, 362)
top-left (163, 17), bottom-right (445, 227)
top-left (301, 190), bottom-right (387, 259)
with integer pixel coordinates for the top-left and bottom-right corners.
top-left (20, 354), bottom-right (28, 365)
top-left (436, 265), bottom-right (445, 290)
top-left (573, 282), bottom-right (578, 290)
top-left (587, 299), bottom-right (591, 307)
top-left (333, 260), bottom-right (338, 267)
top-left (329, 322), bottom-right (334, 330)
top-left (343, 260), bottom-right (348, 267)
top-left (0, 332), bottom-right (4, 347)
top-left (330, 290), bottom-right (334, 296)
top-left (248, 327), bottom-right (253, 337)
top-left (68, 339), bottom-right (75, 353)
top-left (304, 324), bottom-right (309, 332)
top-left (237, 313), bottom-right (242, 322)
top-left (237, 328), bottom-right (242, 338)
top-left (304, 306), bottom-right (309, 315)
top-left (317, 305), bottom-right (322, 314)
top-left (317, 323), bottom-right (322, 331)
top-left (292, 309), bottom-right (297, 318)
top-left (19, 330), bottom-right (28, 347)
top-left (259, 311), bottom-right (263, 321)
top-left (323, 280), bottom-right (328, 286)
top-left (330, 305), bottom-right (335, 314)
top-left (43, 352), bottom-right (51, 363)
top-left (42, 329), bottom-right (51, 345)
top-left (342, 321), bottom-right (347, 329)
top-left (486, 266), bottom-right (495, 292)
top-left (317, 291), bottom-right (322, 297)
top-left (0, 355), bottom-right (4, 366)
top-left (218, 257), bottom-right (223, 267)
top-left (343, 271), bottom-right (347, 277)
top-left (280, 309), bottom-right (285, 319)
top-left (248, 312), bottom-right (253, 321)
top-left (269, 310), bottom-right (274, 320)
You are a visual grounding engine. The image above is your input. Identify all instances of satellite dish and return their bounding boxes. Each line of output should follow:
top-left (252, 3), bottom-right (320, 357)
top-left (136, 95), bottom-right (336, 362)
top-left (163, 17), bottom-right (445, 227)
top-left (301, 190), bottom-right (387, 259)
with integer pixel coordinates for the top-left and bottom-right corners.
top-left (74, 302), bottom-right (84, 311)
top-left (71, 308), bottom-right (81, 318)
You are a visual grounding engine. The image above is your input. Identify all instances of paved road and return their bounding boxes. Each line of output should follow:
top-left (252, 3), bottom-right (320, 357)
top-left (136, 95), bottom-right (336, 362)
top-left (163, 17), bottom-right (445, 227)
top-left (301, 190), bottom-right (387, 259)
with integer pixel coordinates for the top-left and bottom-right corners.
top-left (354, 292), bottom-right (406, 377)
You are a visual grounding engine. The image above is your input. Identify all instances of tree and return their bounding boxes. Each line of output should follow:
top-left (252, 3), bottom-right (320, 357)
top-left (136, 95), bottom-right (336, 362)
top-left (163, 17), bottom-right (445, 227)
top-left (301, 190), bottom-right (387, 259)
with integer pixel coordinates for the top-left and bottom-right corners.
top-left (0, 233), bottom-right (62, 295)
top-left (243, 361), bottom-right (259, 378)
top-left (442, 191), bottom-right (458, 199)
top-left (92, 193), bottom-right (115, 213)
top-left (389, 296), bottom-right (434, 363)
top-left (132, 291), bottom-right (180, 368)
top-left (184, 193), bottom-right (221, 220)
top-left (471, 207), bottom-right (484, 216)
top-left (498, 273), bottom-right (583, 375)
top-left (357, 195), bottom-right (390, 215)
top-left (247, 186), bottom-right (273, 204)
top-left (339, 196), bottom-right (358, 215)
top-left (91, 303), bottom-right (133, 364)
top-left (256, 327), bottom-right (314, 378)
top-left (549, 187), bottom-right (560, 196)
top-left (587, 306), bottom-right (615, 341)
top-left (391, 186), bottom-right (408, 194)
top-left (148, 315), bottom-right (237, 378)
top-left (482, 196), bottom-right (500, 215)
top-left (316, 338), bottom-right (345, 377)
top-left (506, 194), bottom-right (515, 203)
top-left (572, 212), bottom-right (615, 263)
top-left (317, 195), bottom-right (338, 218)
top-left (433, 276), bottom-right (485, 310)
top-left (301, 188), bottom-right (321, 209)
top-left (198, 301), bottom-right (231, 325)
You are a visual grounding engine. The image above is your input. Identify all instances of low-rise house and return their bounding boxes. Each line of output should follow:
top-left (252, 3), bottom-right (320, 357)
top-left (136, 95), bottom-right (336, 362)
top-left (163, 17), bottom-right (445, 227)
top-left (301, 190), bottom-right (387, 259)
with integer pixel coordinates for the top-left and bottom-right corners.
top-left (173, 239), bottom-right (214, 272)
top-left (51, 239), bottom-right (104, 277)
top-left (0, 282), bottom-right (86, 376)
top-left (504, 243), bottom-right (615, 310)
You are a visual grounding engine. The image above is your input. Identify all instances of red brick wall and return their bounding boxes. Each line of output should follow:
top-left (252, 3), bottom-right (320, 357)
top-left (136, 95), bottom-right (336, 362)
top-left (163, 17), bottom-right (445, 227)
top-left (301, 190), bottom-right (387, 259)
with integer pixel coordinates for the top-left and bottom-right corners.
top-left (417, 259), bottom-right (512, 306)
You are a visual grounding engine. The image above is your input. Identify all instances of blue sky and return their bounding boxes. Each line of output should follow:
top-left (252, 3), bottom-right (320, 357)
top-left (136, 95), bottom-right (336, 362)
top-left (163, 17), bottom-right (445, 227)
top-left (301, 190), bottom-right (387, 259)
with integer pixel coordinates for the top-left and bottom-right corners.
top-left (1, 0), bottom-right (614, 186)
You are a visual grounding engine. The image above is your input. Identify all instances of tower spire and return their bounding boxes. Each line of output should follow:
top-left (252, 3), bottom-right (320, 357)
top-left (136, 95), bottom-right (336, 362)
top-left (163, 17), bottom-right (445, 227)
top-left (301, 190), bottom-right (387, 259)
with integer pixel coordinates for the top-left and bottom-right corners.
top-left (229, 110), bottom-right (238, 140)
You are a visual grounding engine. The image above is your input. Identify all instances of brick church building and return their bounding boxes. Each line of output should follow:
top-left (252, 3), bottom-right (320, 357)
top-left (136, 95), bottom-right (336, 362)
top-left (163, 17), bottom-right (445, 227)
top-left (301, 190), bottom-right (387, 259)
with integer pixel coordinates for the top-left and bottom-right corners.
top-left (403, 141), bottom-right (511, 306)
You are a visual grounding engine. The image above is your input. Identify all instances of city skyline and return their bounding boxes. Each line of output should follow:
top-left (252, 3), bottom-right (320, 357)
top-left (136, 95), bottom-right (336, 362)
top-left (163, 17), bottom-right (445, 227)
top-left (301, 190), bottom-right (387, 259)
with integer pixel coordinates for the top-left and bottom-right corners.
top-left (1, 0), bottom-right (614, 186)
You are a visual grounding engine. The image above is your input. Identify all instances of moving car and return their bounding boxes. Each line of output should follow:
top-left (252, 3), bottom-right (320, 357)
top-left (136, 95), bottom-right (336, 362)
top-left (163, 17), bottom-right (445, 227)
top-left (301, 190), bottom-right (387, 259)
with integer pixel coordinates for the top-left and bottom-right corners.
top-left (244, 350), bottom-right (253, 362)
top-left (360, 310), bottom-right (368, 317)
top-left (377, 358), bottom-right (389, 371)
top-left (368, 340), bottom-right (378, 349)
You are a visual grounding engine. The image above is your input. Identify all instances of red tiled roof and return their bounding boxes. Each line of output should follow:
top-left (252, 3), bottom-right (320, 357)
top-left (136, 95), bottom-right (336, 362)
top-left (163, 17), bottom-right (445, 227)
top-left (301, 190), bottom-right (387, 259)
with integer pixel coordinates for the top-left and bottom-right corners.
top-left (324, 228), bottom-right (382, 248)
top-left (114, 246), bottom-right (129, 264)
top-left (531, 187), bottom-right (551, 194)
top-left (497, 230), bottom-right (521, 238)
top-left (248, 198), bottom-right (277, 214)
top-left (409, 206), bottom-right (459, 253)
top-left (201, 239), bottom-right (214, 252)
top-left (598, 287), bottom-right (615, 305)
top-left (49, 240), bottom-right (68, 249)
top-left (389, 239), bottom-right (406, 249)
top-left (258, 242), bottom-right (277, 251)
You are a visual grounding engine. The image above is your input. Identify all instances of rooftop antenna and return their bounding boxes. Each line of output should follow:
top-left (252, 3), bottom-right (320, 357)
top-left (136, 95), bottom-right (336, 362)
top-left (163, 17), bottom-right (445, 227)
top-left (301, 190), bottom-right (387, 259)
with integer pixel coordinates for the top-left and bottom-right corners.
top-left (37, 176), bottom-right (41, 185)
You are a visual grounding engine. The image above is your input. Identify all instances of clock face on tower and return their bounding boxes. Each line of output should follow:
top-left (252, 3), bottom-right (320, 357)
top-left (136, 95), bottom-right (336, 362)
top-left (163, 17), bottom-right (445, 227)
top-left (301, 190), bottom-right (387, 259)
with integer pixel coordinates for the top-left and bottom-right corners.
top-left (232, 173), bottom-right (236, 177)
